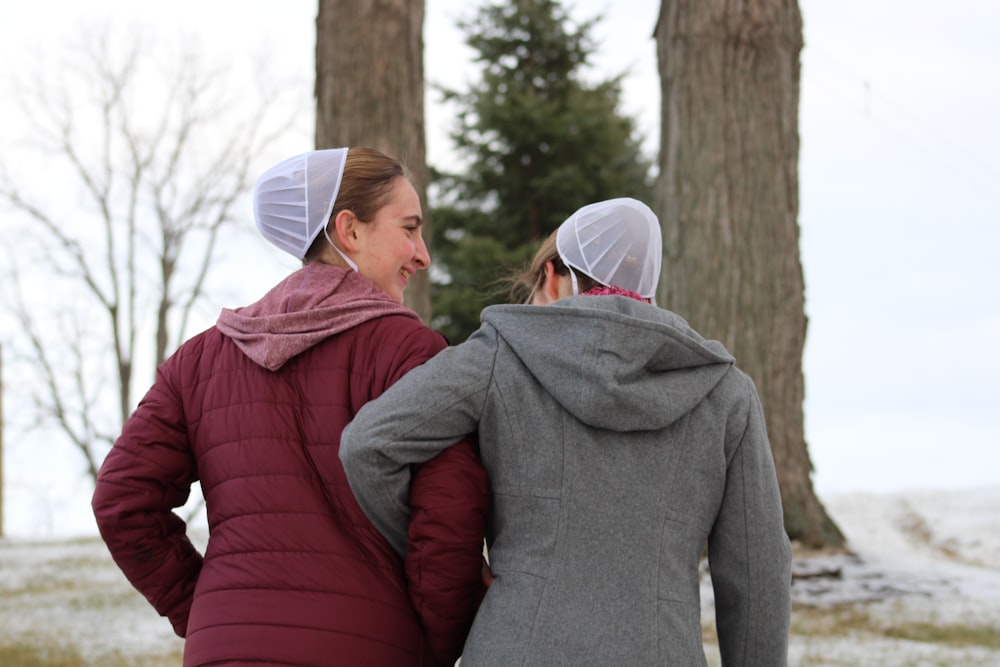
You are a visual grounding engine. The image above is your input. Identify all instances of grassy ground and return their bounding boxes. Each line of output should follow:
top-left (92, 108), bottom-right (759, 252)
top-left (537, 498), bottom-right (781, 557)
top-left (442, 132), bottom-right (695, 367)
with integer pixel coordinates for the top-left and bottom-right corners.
top-left (3, 534), bottom-right (999, 666)
top-left (0, 536), bottom-right (185, 667)
top-left (0, 644), bottom-right (182, 667)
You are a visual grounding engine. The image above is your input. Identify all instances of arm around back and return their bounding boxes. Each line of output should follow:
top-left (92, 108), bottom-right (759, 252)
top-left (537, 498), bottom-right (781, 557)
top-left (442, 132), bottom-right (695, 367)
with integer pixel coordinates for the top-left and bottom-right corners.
top-left (342, 324), bottom-right (498, 664)
top-left (407, 436), bottom-right (490, 665)
top-left (340, 326), bottom-right (497, 553)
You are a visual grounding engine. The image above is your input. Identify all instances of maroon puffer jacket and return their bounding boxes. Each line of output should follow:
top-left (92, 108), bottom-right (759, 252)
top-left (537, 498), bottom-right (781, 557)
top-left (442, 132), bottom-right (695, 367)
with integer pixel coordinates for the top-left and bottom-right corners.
top-left (92, 266), bottom-right (489, 667)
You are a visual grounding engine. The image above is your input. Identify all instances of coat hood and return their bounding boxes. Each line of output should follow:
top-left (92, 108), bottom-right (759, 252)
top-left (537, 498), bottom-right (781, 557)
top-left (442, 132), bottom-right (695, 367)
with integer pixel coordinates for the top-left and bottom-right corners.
top-left (481, 296), bottom-right (735, 432)
top-left (216, 263), bottom-right (418, 371)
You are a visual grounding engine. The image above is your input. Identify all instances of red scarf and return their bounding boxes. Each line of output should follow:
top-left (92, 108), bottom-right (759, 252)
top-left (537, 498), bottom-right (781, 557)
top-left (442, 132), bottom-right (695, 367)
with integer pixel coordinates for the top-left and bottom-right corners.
top-left (581, 285), bottom-right (651, 303)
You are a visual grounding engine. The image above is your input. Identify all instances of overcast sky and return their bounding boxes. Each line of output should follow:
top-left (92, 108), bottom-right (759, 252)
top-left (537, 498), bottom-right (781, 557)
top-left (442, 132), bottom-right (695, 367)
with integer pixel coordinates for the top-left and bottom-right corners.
top-left (0, 1), bottom-right (997, 537)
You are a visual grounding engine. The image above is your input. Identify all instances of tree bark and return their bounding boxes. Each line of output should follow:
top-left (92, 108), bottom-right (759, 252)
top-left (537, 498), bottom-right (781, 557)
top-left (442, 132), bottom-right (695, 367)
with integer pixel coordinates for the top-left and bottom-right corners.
top-left (315, 0), bottom-right (431, 322)
top-left (656, 0), bottom-right (843, 548)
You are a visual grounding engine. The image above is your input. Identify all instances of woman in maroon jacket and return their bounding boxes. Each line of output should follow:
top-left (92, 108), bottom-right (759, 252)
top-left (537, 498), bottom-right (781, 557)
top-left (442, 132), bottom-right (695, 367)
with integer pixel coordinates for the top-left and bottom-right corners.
top-left (92, 148), bottom-right (489, 667)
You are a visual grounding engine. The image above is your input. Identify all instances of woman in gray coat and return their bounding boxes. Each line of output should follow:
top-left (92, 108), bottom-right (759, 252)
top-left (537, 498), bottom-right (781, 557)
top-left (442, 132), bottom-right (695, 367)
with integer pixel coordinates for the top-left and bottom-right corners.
top-left (341, 198), bottom-right (792, 666)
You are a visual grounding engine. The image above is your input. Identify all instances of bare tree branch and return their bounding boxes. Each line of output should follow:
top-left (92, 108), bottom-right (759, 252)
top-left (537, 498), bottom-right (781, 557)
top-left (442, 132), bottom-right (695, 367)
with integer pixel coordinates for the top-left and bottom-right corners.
top-left (0, 22), bottom-right (303, 486)
top-left (5, 266), bottom-right (104, 481)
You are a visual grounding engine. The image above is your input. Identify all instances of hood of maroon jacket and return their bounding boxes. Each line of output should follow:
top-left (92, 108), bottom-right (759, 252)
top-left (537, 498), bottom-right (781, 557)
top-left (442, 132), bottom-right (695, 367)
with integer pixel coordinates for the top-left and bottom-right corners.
top-left (216, 262), bottom-right (418, 371)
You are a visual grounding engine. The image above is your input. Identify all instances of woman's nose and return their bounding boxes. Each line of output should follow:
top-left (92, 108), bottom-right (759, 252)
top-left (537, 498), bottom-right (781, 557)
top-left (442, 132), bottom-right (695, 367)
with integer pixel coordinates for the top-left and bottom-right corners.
top-left (414, 233), bottom-right (430, 269)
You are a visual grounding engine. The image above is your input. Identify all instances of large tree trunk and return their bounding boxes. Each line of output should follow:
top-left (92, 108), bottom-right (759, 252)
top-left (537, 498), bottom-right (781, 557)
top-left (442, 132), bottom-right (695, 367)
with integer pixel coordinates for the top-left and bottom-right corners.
top-left (315, 0), bottom-right (431, 321)
top-left (655, 0), bottom-right (843, 549)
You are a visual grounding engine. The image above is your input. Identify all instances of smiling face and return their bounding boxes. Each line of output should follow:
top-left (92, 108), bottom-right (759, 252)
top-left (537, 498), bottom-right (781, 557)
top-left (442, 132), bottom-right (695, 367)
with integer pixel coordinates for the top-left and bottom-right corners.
top-left (350, 176), bottom-right (428, 303)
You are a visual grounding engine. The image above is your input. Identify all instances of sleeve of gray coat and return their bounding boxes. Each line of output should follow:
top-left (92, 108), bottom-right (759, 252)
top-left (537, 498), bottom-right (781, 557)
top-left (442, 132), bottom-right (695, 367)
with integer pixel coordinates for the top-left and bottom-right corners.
top-left (707, 376), bottom-right (793, 666)
top-left (340, 327), bottom-right (496, 556)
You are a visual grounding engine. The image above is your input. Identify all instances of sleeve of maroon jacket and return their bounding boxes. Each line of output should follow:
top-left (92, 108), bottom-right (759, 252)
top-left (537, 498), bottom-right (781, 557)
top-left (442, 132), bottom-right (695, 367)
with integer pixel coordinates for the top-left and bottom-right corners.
top-left (407, 437), bottom-right (490, 665)
top-left (91, 351), bottom-right (202, 638)
top-left (375, 320), bottom-right (491, 666)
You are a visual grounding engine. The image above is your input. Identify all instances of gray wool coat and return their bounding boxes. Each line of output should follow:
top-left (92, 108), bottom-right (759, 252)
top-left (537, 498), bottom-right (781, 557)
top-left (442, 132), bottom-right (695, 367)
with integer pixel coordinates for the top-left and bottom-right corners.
top-left (341, 296), bottom-right (792, 666)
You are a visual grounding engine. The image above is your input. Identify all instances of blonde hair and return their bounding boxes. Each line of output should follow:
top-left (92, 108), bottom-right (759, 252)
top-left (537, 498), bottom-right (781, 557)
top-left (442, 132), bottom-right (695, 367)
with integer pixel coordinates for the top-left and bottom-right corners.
top-left (508, 230), bottom-right (599, 303)
top-left (304, 147), bottom-right (410, 262)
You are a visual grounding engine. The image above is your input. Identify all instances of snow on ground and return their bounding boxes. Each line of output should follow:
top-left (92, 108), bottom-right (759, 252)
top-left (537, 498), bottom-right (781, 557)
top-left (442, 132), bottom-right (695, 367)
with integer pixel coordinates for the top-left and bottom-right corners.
top-left (704, 486), bottom-right (1000, 666)
top-left (788, 486), bottom-right (1000, 665)
top-left (2, 487), bottom-right (999, 665)
top-left (802, 486), bottom-right (1000, 615)
top-left (0, 537), bottom-right (184, 661)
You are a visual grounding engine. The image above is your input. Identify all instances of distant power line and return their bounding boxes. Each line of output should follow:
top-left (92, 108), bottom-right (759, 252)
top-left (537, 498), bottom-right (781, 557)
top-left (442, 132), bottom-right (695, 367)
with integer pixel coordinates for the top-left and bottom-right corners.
top-left (805, 45), bottom-right (1000, 207)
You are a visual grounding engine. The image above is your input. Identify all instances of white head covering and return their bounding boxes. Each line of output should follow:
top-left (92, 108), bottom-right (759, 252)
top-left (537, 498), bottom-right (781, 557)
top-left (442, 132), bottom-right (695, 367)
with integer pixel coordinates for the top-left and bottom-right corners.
top-left (253, 148), bottom-right (355, 266)
top-left (555, 197), bottom-right (662, 299)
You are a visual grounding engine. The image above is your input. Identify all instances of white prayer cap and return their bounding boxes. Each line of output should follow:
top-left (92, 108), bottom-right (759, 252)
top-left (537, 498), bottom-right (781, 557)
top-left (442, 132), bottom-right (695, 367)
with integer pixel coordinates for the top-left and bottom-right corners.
top-left (555, 197), bottom-right (662, 298)
top-left (253, 148), bottom-right (349, 259)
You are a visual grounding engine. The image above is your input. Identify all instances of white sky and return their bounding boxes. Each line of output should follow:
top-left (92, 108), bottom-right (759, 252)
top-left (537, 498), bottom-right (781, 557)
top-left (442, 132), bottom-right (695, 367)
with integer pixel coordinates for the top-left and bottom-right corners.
top-left (0, 0), bottom-right (998, 537)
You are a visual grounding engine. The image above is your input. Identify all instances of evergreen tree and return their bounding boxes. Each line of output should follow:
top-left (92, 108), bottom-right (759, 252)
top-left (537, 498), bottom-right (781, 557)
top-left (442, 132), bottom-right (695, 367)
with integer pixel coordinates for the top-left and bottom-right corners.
top-left (430, 0), bottom-right (654, 342)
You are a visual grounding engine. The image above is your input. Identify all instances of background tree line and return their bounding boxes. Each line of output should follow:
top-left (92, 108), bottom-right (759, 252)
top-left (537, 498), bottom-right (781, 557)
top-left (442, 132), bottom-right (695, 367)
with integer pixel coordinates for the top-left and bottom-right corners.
top-left (0, 0), bottom-right (841, 548)
top-left (318, 0), bottom-right (839, 548)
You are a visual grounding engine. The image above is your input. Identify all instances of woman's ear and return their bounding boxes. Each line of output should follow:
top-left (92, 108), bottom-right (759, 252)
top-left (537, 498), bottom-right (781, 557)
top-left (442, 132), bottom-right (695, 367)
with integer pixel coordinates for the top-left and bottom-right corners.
top-left (333, 209), bottom-right (360, 252)
top-left (545, 262), bottom-right (562, 303)
top-left (531, 261), bottom-right (563, 305)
